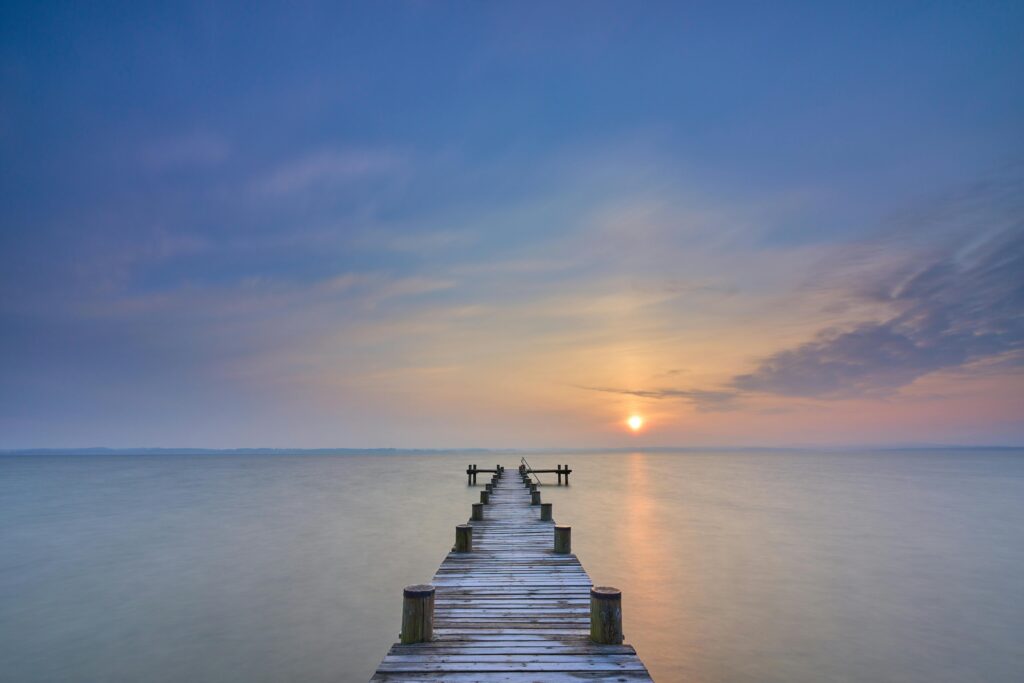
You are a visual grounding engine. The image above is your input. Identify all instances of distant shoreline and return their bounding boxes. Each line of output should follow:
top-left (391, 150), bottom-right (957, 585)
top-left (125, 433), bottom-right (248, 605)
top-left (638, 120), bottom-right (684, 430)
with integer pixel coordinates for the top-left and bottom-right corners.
top-left (2, 445), bottom-right (1022, 456)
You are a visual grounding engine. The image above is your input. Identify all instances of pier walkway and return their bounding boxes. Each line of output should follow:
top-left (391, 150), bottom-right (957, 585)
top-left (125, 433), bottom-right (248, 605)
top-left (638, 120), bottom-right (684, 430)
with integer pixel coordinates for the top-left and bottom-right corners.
top-left (370, 466), bottom-right (653, 681)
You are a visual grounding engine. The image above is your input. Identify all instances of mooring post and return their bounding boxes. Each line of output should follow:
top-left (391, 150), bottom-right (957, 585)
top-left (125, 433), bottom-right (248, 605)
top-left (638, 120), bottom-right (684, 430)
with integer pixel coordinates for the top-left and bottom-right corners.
top-left (554, 525), bottom-right (571, 554)
top-left (590, 586), bottom-right (624, 644)
top-left (540, 502), bottom-right (552, 521)
top-left (529, 482), bottom-right (537, 493)
top-left (471, 502), bottom-right (484, 521)
top-left (480, 490), bottom-right (490, 504)
top-left (485, 482), bottom-right (493, 493)
top-left (454, 524), bottom-right (472, 552)
top-left (472, 464), bottom-right (478, 485)
top-left (557, 464), bottom-right (562, 485)
top-left (400, 584), bottom-right (435, 644)
top-left (531, 490), bottom-right (541, 505)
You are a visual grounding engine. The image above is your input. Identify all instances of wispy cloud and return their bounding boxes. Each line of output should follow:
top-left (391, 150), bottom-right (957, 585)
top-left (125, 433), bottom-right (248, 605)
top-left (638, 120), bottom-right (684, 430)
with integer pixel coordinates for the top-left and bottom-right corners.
top-left (140, 132), bottom-right (230, 170)
top-left (734, 179), bottom-right (1024, 398)
top-left (579, 385), bottom-right (738, 411)
top-left (255, 149), bottom-right (404, 196)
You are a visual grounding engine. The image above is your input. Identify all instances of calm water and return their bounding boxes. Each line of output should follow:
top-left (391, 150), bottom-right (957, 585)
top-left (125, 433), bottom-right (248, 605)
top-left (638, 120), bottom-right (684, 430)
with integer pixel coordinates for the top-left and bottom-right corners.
top-left (2, 450), bottom-right (1023, 682)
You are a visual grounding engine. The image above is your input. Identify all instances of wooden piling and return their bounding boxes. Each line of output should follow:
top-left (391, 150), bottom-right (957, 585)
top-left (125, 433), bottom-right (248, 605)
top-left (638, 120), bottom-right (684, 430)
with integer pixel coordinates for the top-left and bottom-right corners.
top-left (554, 524), bottom-right (571, 554)
top-left (590, 586), bottom-right (624, 644)
top-left (540, 502), bottom-right (552, 521)
top-left (531, 490), bottom-right (541, 505)
top-left (480, 490), bottom-right (489, 504)
top-left (471, 502), bottom-right (484, 521)
top-left (400, 584), bottom-right (435, 644)
top-left (454, 523), bottom-right (472, 552)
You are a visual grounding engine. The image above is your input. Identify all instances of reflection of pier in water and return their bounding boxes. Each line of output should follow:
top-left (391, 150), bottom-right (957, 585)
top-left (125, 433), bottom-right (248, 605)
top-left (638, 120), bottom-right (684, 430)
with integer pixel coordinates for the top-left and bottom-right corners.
top-left (370, 463), bottom-right (653, 681)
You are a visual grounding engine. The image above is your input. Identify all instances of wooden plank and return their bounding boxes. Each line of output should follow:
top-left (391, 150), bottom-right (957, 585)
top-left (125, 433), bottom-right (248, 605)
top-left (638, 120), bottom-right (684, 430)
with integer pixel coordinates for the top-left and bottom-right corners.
top-left (370, 467), bottom-right (653, 681)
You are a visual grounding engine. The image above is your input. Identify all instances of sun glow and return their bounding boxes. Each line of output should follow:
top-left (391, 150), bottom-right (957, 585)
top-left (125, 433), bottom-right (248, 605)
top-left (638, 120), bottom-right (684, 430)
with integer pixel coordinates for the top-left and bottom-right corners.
top-left (627, 415), bottom-right (644, 432)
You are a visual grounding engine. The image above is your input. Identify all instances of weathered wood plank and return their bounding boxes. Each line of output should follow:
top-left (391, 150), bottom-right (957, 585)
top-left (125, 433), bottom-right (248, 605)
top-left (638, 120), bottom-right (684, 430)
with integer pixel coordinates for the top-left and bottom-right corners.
top-left (370, 467), bottom-right (653, 681)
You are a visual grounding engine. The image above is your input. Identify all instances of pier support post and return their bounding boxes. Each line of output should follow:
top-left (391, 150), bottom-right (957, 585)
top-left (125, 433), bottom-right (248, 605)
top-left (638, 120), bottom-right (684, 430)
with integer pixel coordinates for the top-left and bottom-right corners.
top-left (454, 524), bottom-right (472, 552)
top-left (529, 482), bottom-right (537, 493)
top-left (557, 464), bottom-right (562, 485)
top-left (554, 525), bottom-right (571, 554)
top-left (471, 502), bottom-right (484, 521)
top-left (480, 490), bottom-right (490, 504)
top-left (400, 584), bottom-right (435, 644)
top-left (590, 587), bottom-right (623, 644)
top-left (540, 502), bottom-right (552, 521)
top-left (531, 490), bottom-right (541, 505)
top-left (485, 483), bottom-right (493, 493)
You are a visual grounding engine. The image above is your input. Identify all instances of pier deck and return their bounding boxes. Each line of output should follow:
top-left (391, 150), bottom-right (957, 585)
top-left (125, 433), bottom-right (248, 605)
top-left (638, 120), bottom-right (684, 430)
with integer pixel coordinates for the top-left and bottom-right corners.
top-left (370, 467), bottom-right (653, 681)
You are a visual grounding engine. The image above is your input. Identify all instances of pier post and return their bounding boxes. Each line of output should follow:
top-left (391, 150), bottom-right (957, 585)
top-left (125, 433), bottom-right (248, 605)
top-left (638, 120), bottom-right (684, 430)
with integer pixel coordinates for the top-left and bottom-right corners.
top-left (529, 482), bottom-right (537, 493)
top-left (471, 502), bottom-right (484, 521)
top-left (554, 525), bottom-right (571, 554)
top-left (455, 524), bottom-right (473, 552)
top-left (485, 483), bottom-right (493, 493)
top-left (531, 490), bottom-right (541, 505)
top-left (480, 490), bottom-right (490, 504)
top-left (400, 584), bottom-right (435, 644)
top-left (557, 464), bottom-right (562, 485)
top-left (540, 502), bottom-right (552, 521)
top-left (589, 589), bottom-right (618, 647)
top-left (590, 587), bottom-right (623, 644)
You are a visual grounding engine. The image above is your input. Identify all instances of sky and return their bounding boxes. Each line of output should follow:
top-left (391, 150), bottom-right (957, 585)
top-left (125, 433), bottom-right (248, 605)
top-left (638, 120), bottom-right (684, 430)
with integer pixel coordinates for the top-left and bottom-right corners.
top-left (1, 2), bottom-right (1022, 448)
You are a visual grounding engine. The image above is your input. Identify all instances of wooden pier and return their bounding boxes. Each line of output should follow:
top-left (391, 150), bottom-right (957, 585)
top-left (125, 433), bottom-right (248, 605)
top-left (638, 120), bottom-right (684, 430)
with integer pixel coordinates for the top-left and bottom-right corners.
top-left (467, 462), bottom-right (573, 485)
top-left (371, 465), bottom-right (653, 681)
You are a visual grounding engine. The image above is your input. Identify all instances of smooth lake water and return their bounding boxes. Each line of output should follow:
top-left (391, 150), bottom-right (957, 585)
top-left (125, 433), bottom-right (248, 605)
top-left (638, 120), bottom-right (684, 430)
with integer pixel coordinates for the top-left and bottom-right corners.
top-left (2, 450), bottom-right (1023, 682)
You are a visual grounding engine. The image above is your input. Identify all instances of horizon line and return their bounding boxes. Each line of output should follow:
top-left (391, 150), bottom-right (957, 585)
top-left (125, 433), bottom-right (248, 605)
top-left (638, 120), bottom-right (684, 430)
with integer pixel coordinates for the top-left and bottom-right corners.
top-left (2, 445), bottom-right (1023, 456)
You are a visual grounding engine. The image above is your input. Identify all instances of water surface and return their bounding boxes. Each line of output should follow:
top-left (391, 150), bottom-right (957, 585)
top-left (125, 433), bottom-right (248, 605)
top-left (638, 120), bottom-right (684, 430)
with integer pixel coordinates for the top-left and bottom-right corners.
top-left (2, 450), bottom-right (1022, 682)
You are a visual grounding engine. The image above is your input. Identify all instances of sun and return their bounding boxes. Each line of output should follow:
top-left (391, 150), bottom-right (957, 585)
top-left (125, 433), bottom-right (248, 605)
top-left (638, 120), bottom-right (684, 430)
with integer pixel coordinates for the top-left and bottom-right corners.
top-left (627, 415), bottom-right (644, 432)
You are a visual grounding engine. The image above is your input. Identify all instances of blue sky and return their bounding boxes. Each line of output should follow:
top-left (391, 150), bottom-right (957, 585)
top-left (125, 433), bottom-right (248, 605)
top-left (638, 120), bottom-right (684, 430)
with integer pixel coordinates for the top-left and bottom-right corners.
top-left (2, 2), bottom-right (1022, 447)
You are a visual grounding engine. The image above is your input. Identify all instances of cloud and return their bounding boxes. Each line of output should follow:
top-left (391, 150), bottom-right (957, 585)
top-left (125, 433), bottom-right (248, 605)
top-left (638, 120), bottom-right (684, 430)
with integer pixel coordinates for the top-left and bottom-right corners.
top-left (140, 132), bottom-right (230, 169)
top-left (580, 385), bottom-right (738, 411)
top-left (256, 149), bottom-right (403, 196)
top-left (733, 184), bottom-right (1024, 398)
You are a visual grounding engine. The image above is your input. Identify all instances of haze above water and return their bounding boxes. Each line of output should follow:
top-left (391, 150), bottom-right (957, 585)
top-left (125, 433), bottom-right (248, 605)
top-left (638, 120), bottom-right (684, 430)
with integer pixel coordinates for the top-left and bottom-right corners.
top-left (2, 450), bottom-right (1022, 683)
